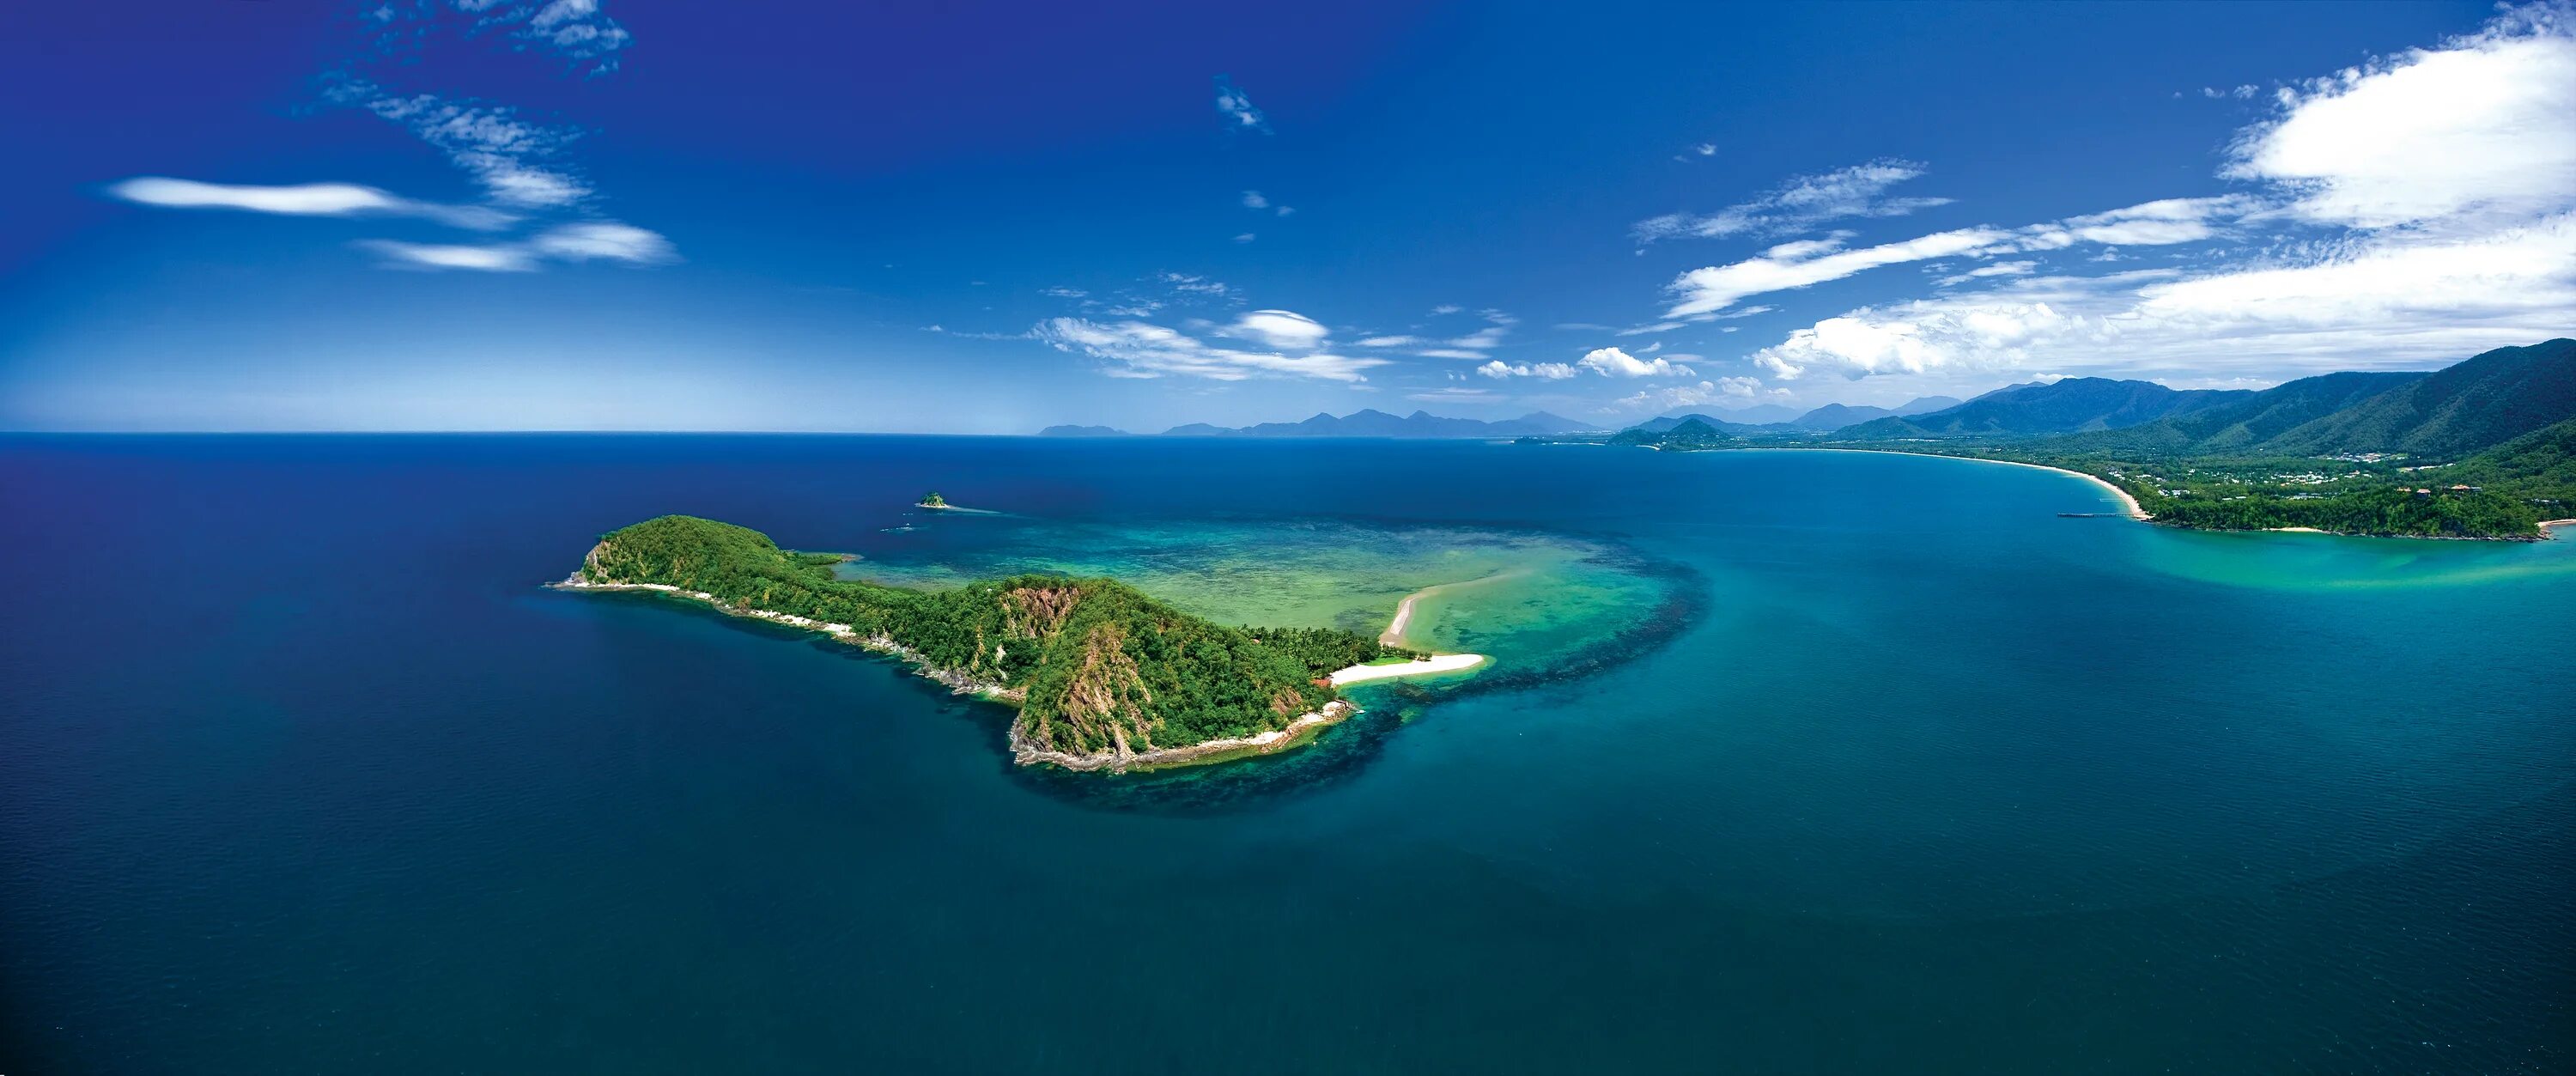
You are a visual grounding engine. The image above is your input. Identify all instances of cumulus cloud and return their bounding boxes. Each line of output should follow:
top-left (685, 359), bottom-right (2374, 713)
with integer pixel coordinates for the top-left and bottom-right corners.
top-left (2224, 8), bottom-right (2576, 229)
top-left (1577, 346), bottom-right (1696, 378)
top-left (1033, 318), bottom-right (1385, 382)
top-left (106, 177), bottom-right (514, 230)
top-left (1214, 76), bottom-right (1269, 132)
top-left (1751, 210), bottom-right (2576, 381)
top-left (1737, 6), bottom-right (2576, 383)
top-left (1477, 360), bottom-right (1577, 380)
top-left (1633, 160), bottom-right (1953, 244)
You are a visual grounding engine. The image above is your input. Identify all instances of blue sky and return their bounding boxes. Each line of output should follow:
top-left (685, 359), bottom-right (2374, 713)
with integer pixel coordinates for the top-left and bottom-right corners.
top-left (3, 1), bottom-right (2570, 432)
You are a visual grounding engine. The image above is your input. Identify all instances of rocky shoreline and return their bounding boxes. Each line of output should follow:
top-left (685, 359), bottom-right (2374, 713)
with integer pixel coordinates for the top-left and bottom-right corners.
top-left (1006, 700), bottom-right (1358, 772)
top-left (550, 574), bottom-right (1024, 702)
top-left (557, 560), bottom-right (1487, 773)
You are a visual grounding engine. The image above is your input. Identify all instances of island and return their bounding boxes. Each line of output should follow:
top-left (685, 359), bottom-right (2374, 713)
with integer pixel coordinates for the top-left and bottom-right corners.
top-left (557, 514), bottom-right (1487, 770)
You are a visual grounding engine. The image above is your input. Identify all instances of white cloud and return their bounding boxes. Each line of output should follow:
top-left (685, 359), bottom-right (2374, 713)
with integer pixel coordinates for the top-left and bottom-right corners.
top-left (1633, 160), bottom-right (1953, 244)
top-left (528, 222), bottom-right (677, 264)
top-left (1214, 76), bottom-right (1268, 132)
top-left (1577, 346), bottom-right (1695, 378)
top-left (358, 240), bottom-right (537, 271)
top-left (1158, 272), bottom-right (1234, 297)
top-left (1225, 309), bottom-right (1332, 350)
top-left (2045, 196), bottom-right (2254, 246)
top-left (1736, 6), bottom-right (2576, 384)
top-left (1477, 360), bottom-right (1577, 380)
top-left (106, 177), bottom-right (514, 230)
top-left (2224, 9), bottom-right (2576, 229)
top-left (1033, 318), bottom-right (1385, 382)
top-left (1615, 377), bottom-right (1769, 410)
top-left (1413, 309), bottom-right (1518, 358)
top-left (447, 0), bottom-right (632, 70)
top-left (1750, 211), bottom-right (2576, 380)
top-left (354, 220), bottom-right (676, 272)
top-left (1664, 197), bottom-right (2251, 316)
top-left (346, 86), bottom-right (592, 209)
top-left (1668, 227), bottom-right (2014, 315)
top-left (1934, 259), bottom-right (2037, 286)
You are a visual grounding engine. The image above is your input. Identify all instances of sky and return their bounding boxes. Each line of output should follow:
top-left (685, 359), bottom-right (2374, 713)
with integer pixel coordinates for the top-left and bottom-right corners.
top-left (1, 0), bottom-right (2570, 433)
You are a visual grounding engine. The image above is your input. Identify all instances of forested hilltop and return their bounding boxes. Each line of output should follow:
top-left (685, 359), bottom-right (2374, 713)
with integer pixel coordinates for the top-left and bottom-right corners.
top-left (1524, 338), bottom-right (2576, 539)
top-left (573, 515), bottom-right (1416, 763)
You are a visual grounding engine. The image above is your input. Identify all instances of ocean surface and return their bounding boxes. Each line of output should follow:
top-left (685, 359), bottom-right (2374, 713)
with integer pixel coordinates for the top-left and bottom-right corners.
top-left (3, 435), bottom-right (2571, 1074)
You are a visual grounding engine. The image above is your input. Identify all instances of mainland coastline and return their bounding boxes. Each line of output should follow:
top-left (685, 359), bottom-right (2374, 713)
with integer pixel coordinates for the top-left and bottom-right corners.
top-left (1753, 447), bottom-right (2151, 520)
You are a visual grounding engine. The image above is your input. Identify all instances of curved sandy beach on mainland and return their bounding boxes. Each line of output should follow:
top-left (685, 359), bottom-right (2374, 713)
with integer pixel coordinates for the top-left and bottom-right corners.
top-left (1763, 447), bottom-right (2149, 520)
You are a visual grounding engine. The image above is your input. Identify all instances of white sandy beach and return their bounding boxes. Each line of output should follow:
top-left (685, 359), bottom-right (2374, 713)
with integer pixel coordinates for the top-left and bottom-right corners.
top-left (1330, 652), bottom-right (1488, 685)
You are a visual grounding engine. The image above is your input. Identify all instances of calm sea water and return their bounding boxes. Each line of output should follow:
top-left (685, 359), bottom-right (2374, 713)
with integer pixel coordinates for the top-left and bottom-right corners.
top-left (3, 435), bottom-right (2570, 1074)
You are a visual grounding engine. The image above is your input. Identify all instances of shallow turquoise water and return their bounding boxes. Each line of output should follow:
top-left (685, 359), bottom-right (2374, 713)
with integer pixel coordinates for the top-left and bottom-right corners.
top-left (3, 435), bottom-right (2569, 1073)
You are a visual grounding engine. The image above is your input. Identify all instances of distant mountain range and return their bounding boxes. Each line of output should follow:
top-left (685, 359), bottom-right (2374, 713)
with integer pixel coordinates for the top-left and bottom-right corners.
top-left (1846, 338), bottom-right (2574, 457)
top-left (1632, 395), bottom-right (1964, 436)
top-left (1047, 340), bottom-right (2575, 455)
top-left (1049, 409), bottom-right (1604, 438)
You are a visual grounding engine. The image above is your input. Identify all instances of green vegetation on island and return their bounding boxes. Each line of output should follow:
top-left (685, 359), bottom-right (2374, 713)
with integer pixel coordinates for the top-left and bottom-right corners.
top-left (573, 514), bottom-right (1423, 763)
top-left (1603, 416), bottom-right (1737, 452)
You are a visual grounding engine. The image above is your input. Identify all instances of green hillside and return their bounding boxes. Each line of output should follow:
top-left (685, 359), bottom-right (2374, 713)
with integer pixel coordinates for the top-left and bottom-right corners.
top-left (577, 515), bottom-right (1414, 762)
top-left (2034, 371), bottom-right (2429, 455)
top-left (2253, 338), bottom-right (2576, 458)
top-left (1842, 377), bottom-right (2252, 438)
top-left (1609, 416), bottom-right (1737, 451)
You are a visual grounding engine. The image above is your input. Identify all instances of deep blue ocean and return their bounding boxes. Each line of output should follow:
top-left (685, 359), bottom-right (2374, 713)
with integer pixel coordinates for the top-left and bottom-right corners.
top-left (3, 435), bottom-right (2571, 1074)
